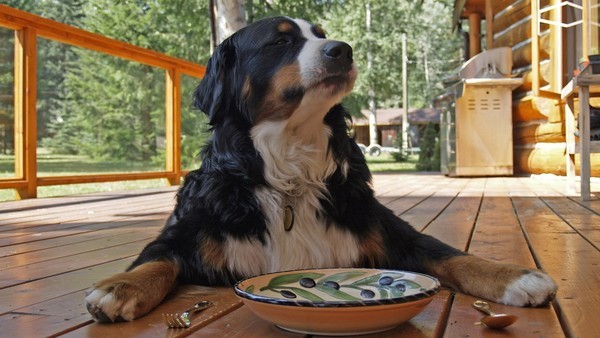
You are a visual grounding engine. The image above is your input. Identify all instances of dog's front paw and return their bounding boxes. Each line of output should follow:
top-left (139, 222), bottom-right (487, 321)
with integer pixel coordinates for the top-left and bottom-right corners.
top-left (86, 278), bottom-right (145, 322)
top-left (501, 269), bottom-right (558, 307)
top-left (85, 261), bottom-right (179, 322)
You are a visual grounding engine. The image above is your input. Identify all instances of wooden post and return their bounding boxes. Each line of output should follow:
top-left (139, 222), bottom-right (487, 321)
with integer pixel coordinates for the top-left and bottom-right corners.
top-left (485, 0), bottom-right (494, 49)
top-left (165, 68), bottom-right (181, 186)
top-left (579, 85), bottom-right (591, 200)
top-left (402, 33), bottom-right (409, 156)
top-left (549, 0), bottom-right (564, 93)
top-left (468, 12), bottom-right (481, 58)
top-left (582, 0), bottom-right (590, 60)
top-left (366, 2), bottom-right (377, 147)
top-left (14, 28), bottom-right (37, 199)
top-left (531, 0), bottom-right (540, 96)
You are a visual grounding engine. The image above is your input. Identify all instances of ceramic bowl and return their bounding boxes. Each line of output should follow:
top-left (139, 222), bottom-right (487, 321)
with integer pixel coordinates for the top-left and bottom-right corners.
top-left (234, 268), bottom-right (440, 336)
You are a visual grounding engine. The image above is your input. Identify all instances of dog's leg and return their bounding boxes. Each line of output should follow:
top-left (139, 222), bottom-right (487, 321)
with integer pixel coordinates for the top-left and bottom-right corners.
top-left (425, 254), bottom-right (557, 307)
top-left (371, 205), bottom-right (559, 307)
top-left (85, 260), bottom-right (178, 322)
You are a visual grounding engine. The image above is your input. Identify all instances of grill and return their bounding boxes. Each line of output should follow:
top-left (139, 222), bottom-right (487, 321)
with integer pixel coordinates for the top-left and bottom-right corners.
top-left (440, 47), bottom-right (523, 177)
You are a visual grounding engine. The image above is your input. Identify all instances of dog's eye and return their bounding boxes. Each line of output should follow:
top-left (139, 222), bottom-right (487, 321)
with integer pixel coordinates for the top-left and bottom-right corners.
top-left (272, 37), bottom-right (292, 46)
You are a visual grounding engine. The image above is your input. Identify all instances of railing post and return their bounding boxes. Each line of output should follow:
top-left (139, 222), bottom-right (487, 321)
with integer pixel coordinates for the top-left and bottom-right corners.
top-left (532, 0), bottom-right (540, 96)
top-left (582, 0), bottom-right (589, 60)
top-left (165, 67), bottom-right (181, 186)
top-left (14, 27), bottom-right (37, 199)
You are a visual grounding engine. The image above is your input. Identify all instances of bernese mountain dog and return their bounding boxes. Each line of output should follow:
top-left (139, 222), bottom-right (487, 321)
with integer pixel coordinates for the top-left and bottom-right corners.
top-left (85, 16), bottom-right (557, 322)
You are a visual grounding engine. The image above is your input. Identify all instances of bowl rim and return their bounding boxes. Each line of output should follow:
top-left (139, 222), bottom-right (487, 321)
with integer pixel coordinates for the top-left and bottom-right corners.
top-left (233, 268), bottom-right (441, 308)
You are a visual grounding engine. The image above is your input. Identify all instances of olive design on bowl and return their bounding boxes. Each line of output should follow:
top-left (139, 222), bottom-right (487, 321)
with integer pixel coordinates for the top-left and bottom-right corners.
top-left (360, 289), bottom-right (376, 299)
top-left (258, 271), bottom-right (424, 302)
top-left (322, 281), bottom-right (341, 290)
top-left (299, 277), bottom-right (316, 288)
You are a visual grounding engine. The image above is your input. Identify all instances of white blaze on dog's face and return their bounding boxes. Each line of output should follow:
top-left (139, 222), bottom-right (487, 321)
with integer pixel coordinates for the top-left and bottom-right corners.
top-left (294, 18), bottom-right (357, 99)
top-left (285, 18), bottom-right (358, 129)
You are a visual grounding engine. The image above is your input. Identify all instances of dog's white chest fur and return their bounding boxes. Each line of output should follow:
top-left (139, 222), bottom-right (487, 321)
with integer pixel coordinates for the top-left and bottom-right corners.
top-left (221, 120), bottom-right (359, 277)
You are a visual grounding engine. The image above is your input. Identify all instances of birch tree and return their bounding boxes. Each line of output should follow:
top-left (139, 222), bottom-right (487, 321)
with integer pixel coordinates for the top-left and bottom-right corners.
top-left (209, 0), bottom-right (246, 51)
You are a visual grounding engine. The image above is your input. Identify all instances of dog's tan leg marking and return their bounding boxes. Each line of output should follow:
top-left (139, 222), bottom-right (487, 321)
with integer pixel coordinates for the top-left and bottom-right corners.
top-left (428, 255), bottom-right (557, 307)
top-left (200, 237), bottom-right (226, 270)
top-left (86, 261), bottom-right (179, 322)
top-left (357, 230), bottom-right (387, 267)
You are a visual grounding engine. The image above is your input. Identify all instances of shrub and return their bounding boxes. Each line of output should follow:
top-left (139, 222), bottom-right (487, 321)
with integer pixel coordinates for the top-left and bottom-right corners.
top-left (416, 122), bottom-right (440, 171)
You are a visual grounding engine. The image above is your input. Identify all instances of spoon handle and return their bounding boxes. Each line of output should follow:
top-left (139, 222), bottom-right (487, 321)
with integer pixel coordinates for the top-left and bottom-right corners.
top-left (472, 300), bottom-right (495, 316)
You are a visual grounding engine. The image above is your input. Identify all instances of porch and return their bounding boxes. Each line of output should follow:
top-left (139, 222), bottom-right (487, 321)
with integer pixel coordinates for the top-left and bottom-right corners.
top-left (1, 173), bottom-right (598, 337)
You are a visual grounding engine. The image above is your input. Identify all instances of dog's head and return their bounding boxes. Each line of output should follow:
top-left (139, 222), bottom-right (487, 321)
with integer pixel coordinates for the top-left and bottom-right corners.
top-left (194, 16), bottom-right (357, 128)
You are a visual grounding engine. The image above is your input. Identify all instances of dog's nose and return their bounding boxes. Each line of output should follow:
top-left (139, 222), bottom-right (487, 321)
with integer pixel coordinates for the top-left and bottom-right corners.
top-left (323, 41), bottom-right (353, 63)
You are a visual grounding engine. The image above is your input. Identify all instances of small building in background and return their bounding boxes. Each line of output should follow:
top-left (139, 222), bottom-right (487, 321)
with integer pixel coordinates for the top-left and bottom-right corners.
top-left (352, 108), bottom-right (440, 149)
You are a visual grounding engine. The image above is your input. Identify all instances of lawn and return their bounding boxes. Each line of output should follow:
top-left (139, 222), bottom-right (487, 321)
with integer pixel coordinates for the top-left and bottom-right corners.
top-left (0, 153), bottom-right (419, 201)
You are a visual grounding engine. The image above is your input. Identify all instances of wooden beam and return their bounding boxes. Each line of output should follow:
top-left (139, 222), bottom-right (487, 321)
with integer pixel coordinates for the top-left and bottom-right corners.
top-left (468, 12), bottom-right (482, 57)
top-left (13, 27), bottom-right (37, 199)
top-left (0, 4), bottom-right (205, 78)
top-left (165, 68), bottom-right (182, 186)
top-left (36, 172), bottom-right (177, 186)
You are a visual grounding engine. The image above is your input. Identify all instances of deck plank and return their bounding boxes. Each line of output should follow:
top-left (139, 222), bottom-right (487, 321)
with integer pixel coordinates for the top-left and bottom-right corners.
top-left (62, 287), bottom-right (243, 338)
top-left (384, 176), bottom-right (457, 216)
top-left (541, 196), bottom-right (600, 248)
top-left (0, 218), bottom-right (164, 258)
top-left (0, 227), bottom-right (159, 270)
top-left (0, 204), bottom-right (172, 246)
top-left (512, 196), bottom-right (600, 338)
top-left (0, 192), bottom-right (174, 231)
top-left (0, 240), bottom-right (149, 289)
top-left (0, 257), bottom-right (134, 314)
top-left (442, 191), bottom-right (564, 337)
top-left (400, 178), bottom-right (470, 231)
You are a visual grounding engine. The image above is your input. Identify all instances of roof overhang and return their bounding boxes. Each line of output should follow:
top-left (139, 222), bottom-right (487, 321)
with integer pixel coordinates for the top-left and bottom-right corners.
top-left (452, 0), bottom-right (486, 30)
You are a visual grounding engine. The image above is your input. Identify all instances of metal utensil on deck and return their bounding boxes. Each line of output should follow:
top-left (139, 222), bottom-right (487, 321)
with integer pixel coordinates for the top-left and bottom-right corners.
top-left (473, 300), bottom-right (518, 329)
top-left (162, 300), bottom-right (214, 328)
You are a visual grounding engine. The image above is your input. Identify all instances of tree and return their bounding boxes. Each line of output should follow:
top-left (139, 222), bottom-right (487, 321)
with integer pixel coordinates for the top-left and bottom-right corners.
top-left (210, 0), bottom-right (246, 51)
top-left (35, 0), bottom-right (212, 167)
top-left (36, 0), bottom-right (86, 151)
top-left (416, 122), bottom-right (440, 171)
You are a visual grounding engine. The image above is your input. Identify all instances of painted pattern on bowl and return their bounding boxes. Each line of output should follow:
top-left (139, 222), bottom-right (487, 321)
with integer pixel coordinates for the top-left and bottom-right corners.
top-left (235, 268), bottom-right (440, 307)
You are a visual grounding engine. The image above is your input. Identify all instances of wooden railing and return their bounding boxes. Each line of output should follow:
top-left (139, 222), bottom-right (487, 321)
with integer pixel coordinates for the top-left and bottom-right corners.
top-left (0, 5), bottom-right (206, 199)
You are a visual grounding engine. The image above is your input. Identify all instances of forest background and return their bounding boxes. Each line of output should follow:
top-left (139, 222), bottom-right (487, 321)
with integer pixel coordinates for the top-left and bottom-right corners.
top-left (0, 0), bottom-right (462, 172)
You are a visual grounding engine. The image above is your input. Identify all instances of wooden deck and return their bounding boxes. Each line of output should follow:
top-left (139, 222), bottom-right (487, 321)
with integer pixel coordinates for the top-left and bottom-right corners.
top-left (1, 173), bottom-right (599, 337)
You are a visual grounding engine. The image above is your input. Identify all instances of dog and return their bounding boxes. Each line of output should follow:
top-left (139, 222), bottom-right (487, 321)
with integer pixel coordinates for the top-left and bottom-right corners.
top-left (85, 16), bottom-right (557, 322)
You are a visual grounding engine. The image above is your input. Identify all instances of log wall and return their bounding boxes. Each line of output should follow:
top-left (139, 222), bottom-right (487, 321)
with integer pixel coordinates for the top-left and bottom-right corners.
top-left (487, 0), bottom-right (599, 175)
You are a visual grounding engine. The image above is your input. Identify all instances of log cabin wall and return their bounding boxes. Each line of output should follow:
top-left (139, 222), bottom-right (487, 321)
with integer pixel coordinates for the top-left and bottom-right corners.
top-left (457, 0), bottom-right (600, 176)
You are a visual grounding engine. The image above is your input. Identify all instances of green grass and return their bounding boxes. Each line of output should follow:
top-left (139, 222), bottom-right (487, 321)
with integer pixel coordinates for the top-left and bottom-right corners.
top-left (0, 152), bottom-right (418, 202)
top-left (366, 153), bottom-right (418, 172)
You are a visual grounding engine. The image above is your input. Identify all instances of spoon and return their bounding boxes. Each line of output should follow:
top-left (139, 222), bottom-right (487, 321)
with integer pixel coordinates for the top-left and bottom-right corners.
top-left (472, 300), bottom-right (518, 329)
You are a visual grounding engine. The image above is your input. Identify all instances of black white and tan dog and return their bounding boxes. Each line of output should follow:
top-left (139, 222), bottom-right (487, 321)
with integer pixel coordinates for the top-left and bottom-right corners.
top-left (85, 16), bottom-right (557, 322)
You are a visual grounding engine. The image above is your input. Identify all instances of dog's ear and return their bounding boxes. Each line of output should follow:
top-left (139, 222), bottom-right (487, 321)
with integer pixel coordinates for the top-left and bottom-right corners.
top-left (193, 38), bottom-right (236, 125)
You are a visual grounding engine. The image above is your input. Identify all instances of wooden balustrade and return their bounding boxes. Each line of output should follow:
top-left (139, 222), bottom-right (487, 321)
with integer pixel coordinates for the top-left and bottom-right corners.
top-left (0, 4), bottom-right (206, 199)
